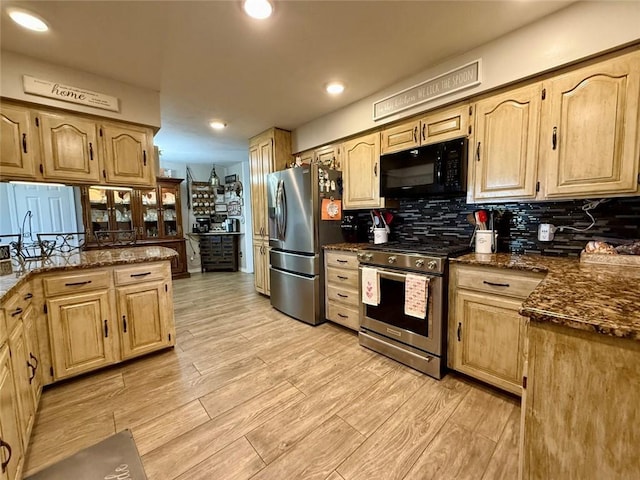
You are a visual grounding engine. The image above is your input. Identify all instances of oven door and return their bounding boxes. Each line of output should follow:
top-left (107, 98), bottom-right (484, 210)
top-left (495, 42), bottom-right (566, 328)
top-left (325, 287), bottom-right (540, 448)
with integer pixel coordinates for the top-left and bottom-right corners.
top-left (359, 267), bottom-right (444, 356)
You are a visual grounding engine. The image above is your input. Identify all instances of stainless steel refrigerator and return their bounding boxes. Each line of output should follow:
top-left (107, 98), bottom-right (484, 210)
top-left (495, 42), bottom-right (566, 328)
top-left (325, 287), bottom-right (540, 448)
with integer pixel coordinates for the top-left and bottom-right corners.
top-left (267, 165), bottom-right (343, 325)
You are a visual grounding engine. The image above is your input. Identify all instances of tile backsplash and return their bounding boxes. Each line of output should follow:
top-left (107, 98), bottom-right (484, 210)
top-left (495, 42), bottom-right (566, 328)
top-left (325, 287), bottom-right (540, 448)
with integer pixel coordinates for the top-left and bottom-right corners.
top-left (348, 195), bottom-right (640, 257)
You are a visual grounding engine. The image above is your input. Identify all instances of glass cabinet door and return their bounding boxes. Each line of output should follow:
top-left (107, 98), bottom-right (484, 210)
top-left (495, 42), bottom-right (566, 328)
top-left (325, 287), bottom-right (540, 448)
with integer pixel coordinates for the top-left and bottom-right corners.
top-left (140, 188), bottom-right (159, 238)
top-left (112, 189), bottom-right (133, 233)
top-left (88, 187), bottom-right (110, 240)
top-left (160, 185), bottom-right (180, 237)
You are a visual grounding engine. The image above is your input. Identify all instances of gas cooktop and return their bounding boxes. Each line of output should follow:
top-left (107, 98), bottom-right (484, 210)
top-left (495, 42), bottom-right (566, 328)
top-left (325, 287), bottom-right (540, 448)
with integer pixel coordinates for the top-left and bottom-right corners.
top-left (362, 241), bottom-right (470, 258)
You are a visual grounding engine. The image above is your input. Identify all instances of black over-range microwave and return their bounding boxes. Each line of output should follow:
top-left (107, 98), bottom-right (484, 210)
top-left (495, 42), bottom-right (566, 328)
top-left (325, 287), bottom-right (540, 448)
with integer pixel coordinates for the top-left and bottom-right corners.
top-left (380, 137), bottom-right (467, 198)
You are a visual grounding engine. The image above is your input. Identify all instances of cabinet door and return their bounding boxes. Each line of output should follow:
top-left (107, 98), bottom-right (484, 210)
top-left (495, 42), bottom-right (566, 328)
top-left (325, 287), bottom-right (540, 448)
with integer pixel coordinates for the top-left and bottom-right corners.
top-left (158, 182), bottom-right (182, 238)
top-left (315, 144), bottom-right (342, 170)
top-left (452, 289), bottom-right (525, 395)
top-left (258, 139), bottom-right (273, 236)
top-left (138, 187), bottom-right (160, 239)
top-left (473, 83), bottom-right (541, 201)
top-left (101, 124), bottom-right (154, 186)
top-left (542, 51), bottom-right (640, 198)
top-left (380, 120), bottom-right (420, 155)
top-left (253, 241), bottom-right (269, 295)
top-left (0, 104), bottom-right (37, 179)
top-left (47, 290), bottom-right (116, 380)
top-left (22, 306), bottom-right (41, 409)
top-left (249, 144), bottom-right (266, 238)
top-left (116, 281), bottom-right (170, 360)
top-left (0, 346), bottom-right (24, 480)
top-left (343, 132), bottom-right (383, 209)
top-left (39, 112), bottom-right (101, 183)
top-left (421, 104), bottom-right (469, 145)
top-left (8, 322), bottom-right (34, 449)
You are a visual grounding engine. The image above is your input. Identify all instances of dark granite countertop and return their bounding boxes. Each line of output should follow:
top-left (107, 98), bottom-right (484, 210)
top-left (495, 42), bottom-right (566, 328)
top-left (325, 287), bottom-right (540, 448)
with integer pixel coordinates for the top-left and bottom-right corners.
top-left (0, 246), bottom-right (177, 301)
top-left (323, 242), bottom-right (371, 253)
top-left (451, 253), bottom-right (640, 341)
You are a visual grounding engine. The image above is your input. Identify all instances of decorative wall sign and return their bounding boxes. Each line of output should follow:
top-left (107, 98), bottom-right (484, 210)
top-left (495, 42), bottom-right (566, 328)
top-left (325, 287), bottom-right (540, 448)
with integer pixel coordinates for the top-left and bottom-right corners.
top-left (227, 201), bottom-right (242, 216)
top-left (373, 59), bottom-right (481, 121)
top-left (23, 75), bottom-right (120, 112)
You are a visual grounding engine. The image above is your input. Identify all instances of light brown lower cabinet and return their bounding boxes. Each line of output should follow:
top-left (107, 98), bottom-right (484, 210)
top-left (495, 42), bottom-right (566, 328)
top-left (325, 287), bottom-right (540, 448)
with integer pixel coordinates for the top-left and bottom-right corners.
top-left (0, 345), bottom-right (24, 480)
top-left (448, 263), bottom-right (543, 395)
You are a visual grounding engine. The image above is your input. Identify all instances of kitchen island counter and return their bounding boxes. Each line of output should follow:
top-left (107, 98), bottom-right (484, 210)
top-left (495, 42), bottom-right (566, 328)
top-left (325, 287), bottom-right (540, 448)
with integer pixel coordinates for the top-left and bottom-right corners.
top-left (451, 252), bottom-right (640, 341)
top-left (0, 246), bottom-right (177, 302)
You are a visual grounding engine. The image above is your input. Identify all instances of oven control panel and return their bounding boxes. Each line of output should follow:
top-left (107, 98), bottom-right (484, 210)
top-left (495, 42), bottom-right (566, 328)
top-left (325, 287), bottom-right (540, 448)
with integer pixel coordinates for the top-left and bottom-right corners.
top-left (357, 250), bottom-right (444, 274)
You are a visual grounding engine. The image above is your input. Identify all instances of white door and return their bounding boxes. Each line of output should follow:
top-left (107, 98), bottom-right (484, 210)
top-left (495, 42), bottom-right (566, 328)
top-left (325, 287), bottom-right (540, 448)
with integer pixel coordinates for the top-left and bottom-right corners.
top-left (5, 183), bottom-right (78, 238)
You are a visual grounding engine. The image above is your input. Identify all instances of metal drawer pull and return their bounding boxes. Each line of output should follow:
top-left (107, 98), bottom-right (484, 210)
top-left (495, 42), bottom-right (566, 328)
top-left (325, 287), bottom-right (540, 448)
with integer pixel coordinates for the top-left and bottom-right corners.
top-left (457, 322), bottom-right (462, 342)
top-left (29, 353), bottom-right (38, 369)
top-left (483, 280), bottom-right (510, 287)
top-left (0, 438), bottom-right (12, 473)
top-left (337, 275), bottom-right (349, 280)
top-left (337, 313), bottom-right (349, 318)
top-left (336, 259), bottom-right (348, 263)
top-left (104, 319), bottom-right (109, 338)
top-left (65, 280), bottom-right (92, 287)
top-left (10, 307), bottom-right (23, 317)
top-left (23, 292), bottom-right (33, 300)
top-left (337, 293), bottom-right (348, 298)
top-left (130, 272), bottom-right (152, 278)
top-left (123, 315), bottom-right (127, 333)
top-left (22, 133), bottom-right (27, 153)
top-left (27, 361), bottom-right (35, 384)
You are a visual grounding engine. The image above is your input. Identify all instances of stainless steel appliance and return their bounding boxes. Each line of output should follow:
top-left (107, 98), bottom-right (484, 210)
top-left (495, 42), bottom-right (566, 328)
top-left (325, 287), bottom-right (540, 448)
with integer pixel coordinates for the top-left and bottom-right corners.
top-left (357, 242), bottom-right (468, 379)
top-left (380, 137), bottom-right (467, 198)
top-left (267, 165), bottom-right (343, 325)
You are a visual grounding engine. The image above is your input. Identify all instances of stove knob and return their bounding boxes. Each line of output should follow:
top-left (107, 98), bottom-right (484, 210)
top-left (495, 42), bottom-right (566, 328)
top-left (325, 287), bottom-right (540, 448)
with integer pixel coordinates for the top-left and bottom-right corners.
top-left (365, 253), bottom-right (373, 261)
top-left (388, 255), bottom-right (397, 264)
top-left (415, 259), bottom-right (425, 268)
top-left (357, 252), bottom-right (364, 260)
top-left (427, 260), bottom-right (437, 270)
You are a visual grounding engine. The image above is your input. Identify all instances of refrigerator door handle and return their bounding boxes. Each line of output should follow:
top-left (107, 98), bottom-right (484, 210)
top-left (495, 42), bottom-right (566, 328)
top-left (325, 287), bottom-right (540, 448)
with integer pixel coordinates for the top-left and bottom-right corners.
top-left (276, 179), bottom-right (287, 240)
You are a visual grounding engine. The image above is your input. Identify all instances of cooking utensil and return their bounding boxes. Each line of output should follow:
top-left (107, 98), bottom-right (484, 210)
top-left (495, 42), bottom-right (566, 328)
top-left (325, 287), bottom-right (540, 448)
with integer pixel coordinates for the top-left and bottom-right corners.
top-left (383, 211), bottom-right (394, 226)
top-left (466, 213), bottom-right (476, 226)
top-left (380, 213), bottom-right (391, 234)
top-left (477, 210), bottom-right (488, 230)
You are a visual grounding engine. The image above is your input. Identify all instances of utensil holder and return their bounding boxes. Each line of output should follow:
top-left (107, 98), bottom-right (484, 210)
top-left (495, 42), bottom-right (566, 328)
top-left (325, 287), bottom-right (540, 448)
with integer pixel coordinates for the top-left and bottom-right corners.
top-left (373, 228), bottom-right (388, 244)
top-left (475, 230), bottom-right (497, 253)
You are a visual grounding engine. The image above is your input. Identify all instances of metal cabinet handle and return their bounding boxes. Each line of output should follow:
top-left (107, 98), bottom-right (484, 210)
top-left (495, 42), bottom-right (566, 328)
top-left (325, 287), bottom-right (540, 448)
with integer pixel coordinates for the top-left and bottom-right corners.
top-left (29, 352), bottom-right (38, 369)
top-left (0, 438), bottom-right (12, 473)
top-left (413, 126), bottom-right (417, 143)
top-left (374, 163), bottom-right (378, 176)
top-left (476, 141), bottom-right (481, 162)
top-left (130, 272), bottom-right (151, 278)
top-left (27, 361), bottom-right (35, 384)
top-left (552, 126), bottom-right (558, 150)
top-left (337, 293), bottom-right (348, 298)
top-left (89, 142), bottom-right (94, 160)
top-left (483, 280), bottom-right (510, 287)
top-left (65, 280), bottom-right (92, 287)
top-left (104, 319), bottom-right (109, 338)
top-left (336, 259), bottom-right (348, 263)
top-left (336, 275), bottom-right (348, 280)
top-left (122, 315), bottom-right (127, 333)
top-left (22, 134), bottom-right (27, 154)
top-left (457, 322), bottom-right (462, 342)
top-left (23, 292), bottom-right (33, 300)
top-left (10, 307), bottom-right (22, 317)
top-left (143, 150), bottom-right (147, 166)
top-left (337, 313), bottom-right (349, 319)
top-left (422, 123), bottom-right (426, 141)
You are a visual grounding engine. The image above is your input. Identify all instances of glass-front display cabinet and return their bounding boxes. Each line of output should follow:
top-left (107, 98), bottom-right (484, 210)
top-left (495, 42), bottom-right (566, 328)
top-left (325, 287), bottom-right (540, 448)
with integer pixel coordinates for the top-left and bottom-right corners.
top-left (80, 177), bottom-right (189, 279)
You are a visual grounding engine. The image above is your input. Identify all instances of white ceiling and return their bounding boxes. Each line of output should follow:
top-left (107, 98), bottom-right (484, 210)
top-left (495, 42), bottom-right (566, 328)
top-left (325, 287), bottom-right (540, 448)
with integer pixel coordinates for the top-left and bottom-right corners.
top-left (1, 1), bottom-right (575, 165)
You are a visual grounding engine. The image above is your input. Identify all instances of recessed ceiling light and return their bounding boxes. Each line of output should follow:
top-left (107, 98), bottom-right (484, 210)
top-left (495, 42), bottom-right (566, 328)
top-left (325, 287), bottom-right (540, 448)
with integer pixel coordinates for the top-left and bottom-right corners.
top-left (209, 121), bottom-right (227, 130)
top-left (243, 0), bottom-right (273, 20)
top-left (326, 82), bottom-right (345, 95)
top-left (8, 8), bottom-right (49, 32)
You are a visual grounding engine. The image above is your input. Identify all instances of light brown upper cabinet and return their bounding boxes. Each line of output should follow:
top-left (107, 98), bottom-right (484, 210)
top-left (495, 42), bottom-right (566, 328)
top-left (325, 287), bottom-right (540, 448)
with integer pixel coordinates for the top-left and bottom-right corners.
top-left (39, 111), bottom-right (102, 183)
top-left (101, 123), bottom-right (154, 186)
top-left (342, 132), bottom-right (384, 209)
top-left (315, 143), bottom-right (342, 170)
top-left (0, 103), bottom-right (38, 180)
top-left (380, 103), bottom-right (470, 155)
top-left (0, 101), bottom-right (157, 187)
top-left (470, 49), bottom-right (640, 203)
top-left (472, 83), bottom-right (542, 201)
top-left (541, 50), bottom-right (640, 199)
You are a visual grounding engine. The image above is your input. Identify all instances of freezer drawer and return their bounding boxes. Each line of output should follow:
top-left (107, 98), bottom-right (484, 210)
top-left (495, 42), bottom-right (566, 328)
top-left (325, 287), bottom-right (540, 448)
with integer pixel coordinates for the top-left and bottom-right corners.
top-left (270, 267), bottom-right (322, 325)
top-left (270, 249), bottom-right (319, 276)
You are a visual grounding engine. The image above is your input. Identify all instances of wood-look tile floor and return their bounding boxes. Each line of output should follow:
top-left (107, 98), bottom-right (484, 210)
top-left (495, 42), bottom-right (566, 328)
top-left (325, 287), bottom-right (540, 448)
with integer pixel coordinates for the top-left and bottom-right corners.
top-left (25, 272), bottom-right (521, 480)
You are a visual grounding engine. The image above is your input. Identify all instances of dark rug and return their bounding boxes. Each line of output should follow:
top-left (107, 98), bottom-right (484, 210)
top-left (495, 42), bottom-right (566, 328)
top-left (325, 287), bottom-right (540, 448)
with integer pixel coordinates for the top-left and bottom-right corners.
top-left (25, 429), bottom-right (147, 480)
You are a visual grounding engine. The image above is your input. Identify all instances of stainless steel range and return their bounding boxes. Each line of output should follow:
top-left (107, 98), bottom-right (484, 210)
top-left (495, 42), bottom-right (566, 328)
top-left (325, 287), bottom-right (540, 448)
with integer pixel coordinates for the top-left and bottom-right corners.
top-left (357, 242), bottom-right (468, 379)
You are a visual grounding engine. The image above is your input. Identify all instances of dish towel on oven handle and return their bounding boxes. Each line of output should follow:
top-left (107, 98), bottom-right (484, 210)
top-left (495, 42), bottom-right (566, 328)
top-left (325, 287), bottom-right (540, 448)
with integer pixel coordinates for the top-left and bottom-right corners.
top-left (361, 267), bottom-right (380, 306)
top-left (405, 274), bottom-right (429, 319)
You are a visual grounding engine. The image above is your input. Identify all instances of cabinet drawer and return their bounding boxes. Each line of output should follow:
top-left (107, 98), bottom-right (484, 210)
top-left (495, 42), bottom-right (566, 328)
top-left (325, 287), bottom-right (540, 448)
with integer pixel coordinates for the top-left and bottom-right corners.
top-left (43, 270), bottom-right (111, 296)
top-left (326, 266), bottom-right (359, 289)
top-left (114, 262), bottom-right (169, 286)
top-left (454, 265), bottom-right (543, 299)
top-left (327, 302), bottom-right (360, 331)
top-left (325, 251), bottom-right (358, 269)
top-left (0, 308), bottom-right (6, 346)
top-left (327, 284), bottom-right (359, 307)
top-left (3, 282), bottom-right (35, 332)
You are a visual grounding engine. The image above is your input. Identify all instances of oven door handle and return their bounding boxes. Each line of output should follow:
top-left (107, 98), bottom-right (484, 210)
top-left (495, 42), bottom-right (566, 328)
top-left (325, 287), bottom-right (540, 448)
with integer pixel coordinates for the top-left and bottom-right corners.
top-left (375, 269), bottom-right (411, 282)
